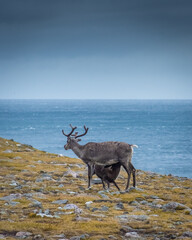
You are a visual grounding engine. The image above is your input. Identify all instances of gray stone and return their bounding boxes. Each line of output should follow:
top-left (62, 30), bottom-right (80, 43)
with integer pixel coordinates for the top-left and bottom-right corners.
top-left (9, 201), bottom-right (20, 206)
top-left (85, 201), bottom-right (93, 208)
top-left (52, 200), bottom-right (68, 205)
top-left (75, 216), bottom-right (90, 221)
top-left (3, 149), bottom-right (13, 153)
top-left (162, 202), bottom-right (189, 211)
top-left (79, 234), bottom-right (89, 239)
top-left (30, 199), bottom-right (42, 208)
top-left (62, 204), bottom-right (82, 214)
top-left (115, 202), bottom-right (124, 210)
top-left (101, 206), bottom-right (109, 212)
top-left (44, 209), bottom-right (50, 215)
top-left (116, 214), bottom-right (148, 222)
top-left (53, 234), bottom-right (66, 238)
top-left (10, 180), bottom-right (18, 186)
top-left (108, 236), bottom-right (118, 239)
top-left (129, 187), bottom-right (144, 192)
top-left (70, 237), bottom-right (80, 240)
top-left (92, 207), bottom-right (99, 212)
top-left (140, 200), bottom-right (148, 205)
top-left (70, 234), bottom-right (89, 240)
top-left (33, 234), bottom-right (44, 240)
top-left (149, 195), bottom-right (159, 199)
top-left (0, 193), bottom-right (22, 201)
top-left (64, 168), bottom-right (78, 178)
top-left (16, 231), bottom-right (32, 238)
top-left (0, 234), bottom-right (5, 239)
top-left (36, 209), bottom-right (60, 219)
top-left (182, 231), bottom-right (192, 237)
top-left (125, 232), bottom-right (141, 238)
top-left (98, 191), bottom-right (109, 199)
top-left (13, 156), bottom-right (22, 160)
top-left (92, 179), bottom-right (102, 184)
top-left (129, 201), bottom-right (139, 206)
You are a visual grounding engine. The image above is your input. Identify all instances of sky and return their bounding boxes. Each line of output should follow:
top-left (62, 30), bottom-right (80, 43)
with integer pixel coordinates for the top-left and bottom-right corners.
top-left (0, 0), bottom-right (192, 99)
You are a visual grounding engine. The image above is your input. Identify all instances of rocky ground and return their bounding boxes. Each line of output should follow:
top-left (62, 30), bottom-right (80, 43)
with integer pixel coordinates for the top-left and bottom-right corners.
top-left (0, 137), bottom-right (192, 240)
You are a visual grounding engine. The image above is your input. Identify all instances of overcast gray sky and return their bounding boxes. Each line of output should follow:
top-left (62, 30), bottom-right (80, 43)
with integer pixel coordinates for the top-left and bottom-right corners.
top-left (0, 0), bottom-right (192, 99)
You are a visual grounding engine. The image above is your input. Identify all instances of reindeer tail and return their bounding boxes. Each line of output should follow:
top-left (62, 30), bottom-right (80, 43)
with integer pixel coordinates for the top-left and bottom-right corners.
top-left (131, 144), bottom-right (138, 148)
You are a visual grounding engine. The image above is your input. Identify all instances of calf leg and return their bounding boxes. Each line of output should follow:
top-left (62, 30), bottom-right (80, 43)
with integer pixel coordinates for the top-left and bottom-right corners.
top-left (102, 179), bottom-right (106, 190)
top-left (112, 180), bottom-right (120, 191)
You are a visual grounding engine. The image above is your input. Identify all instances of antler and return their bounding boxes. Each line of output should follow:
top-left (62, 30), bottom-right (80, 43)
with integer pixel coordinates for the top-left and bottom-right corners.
top-left (62, 124), bottom-right (77, 137)
top-left (75, 125), bottom-right (89, 139)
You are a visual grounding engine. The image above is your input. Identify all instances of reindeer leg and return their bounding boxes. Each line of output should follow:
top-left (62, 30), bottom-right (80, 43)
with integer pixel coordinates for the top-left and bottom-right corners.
top-left (112, 180), bottom-right (120, 191)
top-left (87, 164), bottom-right (95, 189)
top-left (130, 162), bottom-right (136, 187)
top-left (121, 161), bottom-right (131, 191)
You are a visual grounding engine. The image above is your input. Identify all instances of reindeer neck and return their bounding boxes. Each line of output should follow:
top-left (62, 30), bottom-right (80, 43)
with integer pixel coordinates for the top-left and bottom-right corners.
top-left (71, 142), bottom-right (84, 159)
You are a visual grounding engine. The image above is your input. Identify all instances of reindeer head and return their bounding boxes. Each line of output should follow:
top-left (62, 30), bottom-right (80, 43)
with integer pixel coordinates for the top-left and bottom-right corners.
top-left (62, 124), bottom-right (89, 150)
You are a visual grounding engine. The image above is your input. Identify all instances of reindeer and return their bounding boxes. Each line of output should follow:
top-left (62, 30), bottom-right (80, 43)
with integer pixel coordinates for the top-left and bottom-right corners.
top-left (62, 124), bottom-right (138, 191)
top-left (93, 162), bottom-right (136, 191)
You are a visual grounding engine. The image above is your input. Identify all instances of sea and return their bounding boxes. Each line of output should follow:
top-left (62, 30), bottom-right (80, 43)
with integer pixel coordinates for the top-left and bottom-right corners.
top-left (0, 99), bottom-right (192, 178)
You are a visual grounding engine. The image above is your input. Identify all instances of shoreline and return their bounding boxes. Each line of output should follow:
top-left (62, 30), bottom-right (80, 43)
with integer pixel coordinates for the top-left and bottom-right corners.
top-left (0, 137), bottom-right (192, 239)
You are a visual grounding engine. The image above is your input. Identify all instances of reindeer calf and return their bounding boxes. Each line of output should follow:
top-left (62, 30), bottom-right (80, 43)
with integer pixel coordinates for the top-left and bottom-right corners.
top-left (93, 162), bottom-right (136, 191)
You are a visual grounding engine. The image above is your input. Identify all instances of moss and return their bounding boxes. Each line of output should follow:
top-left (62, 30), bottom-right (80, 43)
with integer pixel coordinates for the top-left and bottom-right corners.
top-left (0, 137), bottom-right (192, 240)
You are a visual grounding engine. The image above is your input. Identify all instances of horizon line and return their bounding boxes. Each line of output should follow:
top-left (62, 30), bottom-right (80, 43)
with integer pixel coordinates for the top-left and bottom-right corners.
top-left (0, 98), bottom-right (192, 101)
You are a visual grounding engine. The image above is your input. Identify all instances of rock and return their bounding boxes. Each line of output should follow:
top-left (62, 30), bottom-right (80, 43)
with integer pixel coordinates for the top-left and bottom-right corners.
top-left (75, 216), bottom-right (91, 221)
top-left (3, 149), bottom-right (13, 153)
top-left (182, 231), bottom-right (192, 237)
top-left (162, 202), bottom-right (189, 211)
top-left (100, 206), bottom-right (109, 212)
top-left (30, 199), bottom-right (42, 208)
top-left (70, 234), bottom-right (89, 240)
top-left (16, 231), bottom-right (32, 238)
top-left (13, 156), bottom-right (22, 159)
top-left (52, 200), bottom-right (68, 205)
top-left (85, 201), bottom-right (93, 209)
top-left (129, 187), bottom-right (144, 192)
top-left (108, 236), bottom-right (118, 239)
top-left (125, 232), bottom-right (141, 238)
top-left (115, 202), bottom-right (124, 210)
top-left (33, 234), bottom-right (44, 240)
top-left (149, 195), bottom-right (160, 199)
top-left (64, 168), bottom-right (78, 178)
top-left (98, 191), bottom-right (109, 199)
top-left (0, 193), bottom-right (22, 201)
top-left (92, 179), bottom-right (102, 184)
top-left (116, 214), bottom-right (148, 222)
top-left (36, 209), bottom-right (60, 218)
top-left (0, 234), bottom-right (5, 239)
top-left (9, 180), bottom-right (18, 186)
top-left (9, 201), bottom-right (20, 206)
top-left (62, 204), bottom-right (82, 214)
top-left (129, 201), bottom-right (139, 206)
top-left (120, 226), bottom-right (134, 233)
top-left (140, 200), bottom-right (148, 205)
top-left (92, 207), bottom-right (99, 212)
top-left (53, 234), bottom-right (66, 238)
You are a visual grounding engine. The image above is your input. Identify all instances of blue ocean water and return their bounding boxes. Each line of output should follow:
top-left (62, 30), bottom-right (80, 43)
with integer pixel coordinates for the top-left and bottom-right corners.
top-left (0, 99), bottom-right (192, 178)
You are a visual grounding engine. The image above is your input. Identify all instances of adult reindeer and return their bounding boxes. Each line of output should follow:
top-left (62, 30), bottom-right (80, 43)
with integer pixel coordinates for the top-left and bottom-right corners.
top-left (62, 124), bottom-right (138, 191)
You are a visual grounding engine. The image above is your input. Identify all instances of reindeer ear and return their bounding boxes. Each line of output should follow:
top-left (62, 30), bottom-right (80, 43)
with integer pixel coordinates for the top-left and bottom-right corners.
top-left (77, 139), bottom-right (81, 142)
